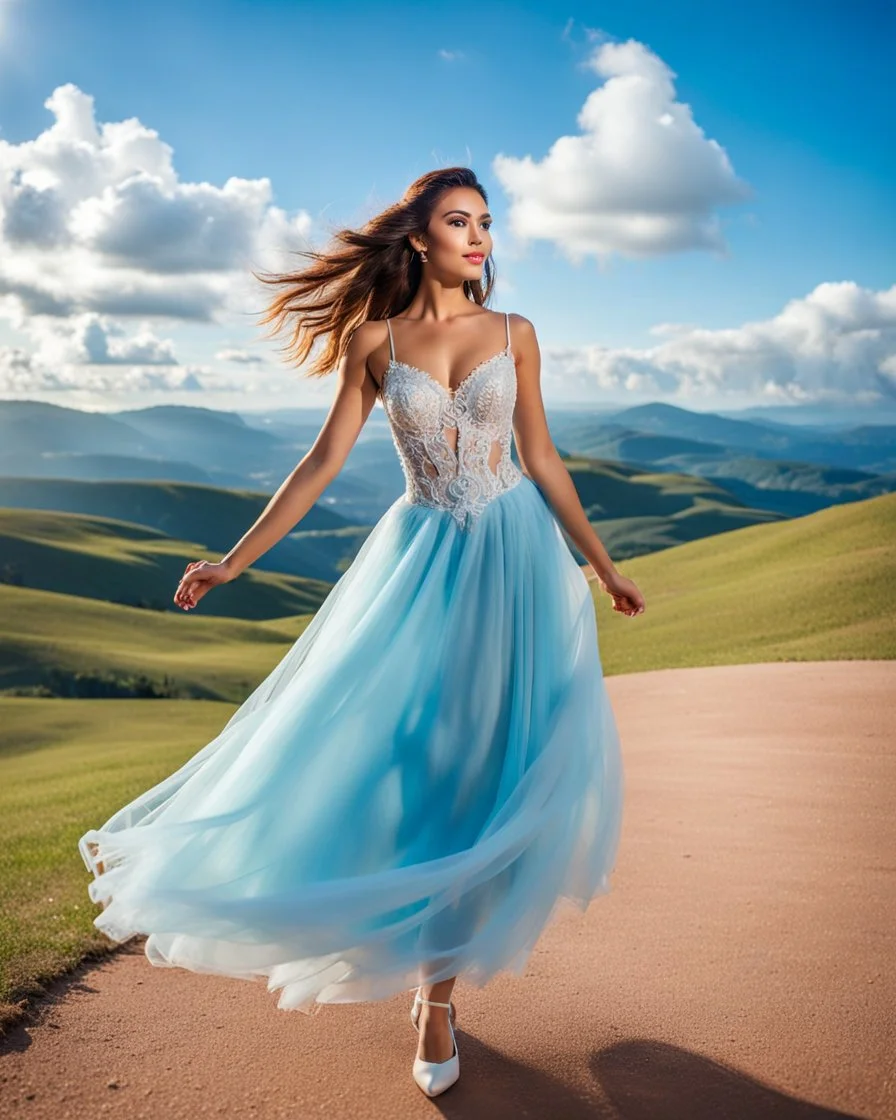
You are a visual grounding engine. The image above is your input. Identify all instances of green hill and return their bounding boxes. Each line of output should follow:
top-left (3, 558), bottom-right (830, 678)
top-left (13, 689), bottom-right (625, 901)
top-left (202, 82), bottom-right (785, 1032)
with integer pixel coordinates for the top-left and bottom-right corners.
top-left (0, 508), bottom-right (333, 621)
top-left (0, 460), bottom-right (784, 576)
top-left (0, 581), bottom-right (304, 701)
top-left (551, 430), bottom-right (896, 520)
top-left (592, 490), bottom-right (896, 672)
top-left (1, 491), bottom-right (893, 703)
top-left (562, 456), bottom-right (783, 559)
top-left (0, 477), bottom-right (361, 582)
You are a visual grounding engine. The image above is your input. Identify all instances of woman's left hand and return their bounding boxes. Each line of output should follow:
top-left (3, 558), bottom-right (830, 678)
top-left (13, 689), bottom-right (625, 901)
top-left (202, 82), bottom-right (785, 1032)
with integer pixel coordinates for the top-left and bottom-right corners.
top-left (587, 567), bottom-right (646, 617)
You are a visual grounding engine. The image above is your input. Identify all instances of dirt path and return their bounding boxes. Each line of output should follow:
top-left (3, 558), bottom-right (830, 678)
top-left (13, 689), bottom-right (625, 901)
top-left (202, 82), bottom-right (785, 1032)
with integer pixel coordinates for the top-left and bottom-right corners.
top-left (2, 661), bottom-right (893, 1120)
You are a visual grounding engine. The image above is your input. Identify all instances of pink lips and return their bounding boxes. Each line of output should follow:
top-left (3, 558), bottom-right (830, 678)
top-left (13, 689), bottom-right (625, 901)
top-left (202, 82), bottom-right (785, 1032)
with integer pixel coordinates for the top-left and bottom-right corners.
top-left (464, 254), bottom-right (484, 263)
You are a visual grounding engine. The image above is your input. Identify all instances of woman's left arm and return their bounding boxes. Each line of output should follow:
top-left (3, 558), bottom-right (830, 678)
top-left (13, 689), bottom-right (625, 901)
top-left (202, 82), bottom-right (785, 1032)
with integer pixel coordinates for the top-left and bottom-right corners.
top-left (510, 315), bottom-right (646, 617)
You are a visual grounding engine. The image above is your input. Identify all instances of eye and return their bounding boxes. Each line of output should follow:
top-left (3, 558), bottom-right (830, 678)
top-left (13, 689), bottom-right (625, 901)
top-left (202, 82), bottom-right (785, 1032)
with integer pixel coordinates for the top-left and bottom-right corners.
top-left (449, 218), bottom-right (466, 227)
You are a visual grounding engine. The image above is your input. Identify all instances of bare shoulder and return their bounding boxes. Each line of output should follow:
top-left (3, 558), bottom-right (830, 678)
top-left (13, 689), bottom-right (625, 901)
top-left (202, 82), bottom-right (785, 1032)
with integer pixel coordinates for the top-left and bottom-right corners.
top-left (503, 312), bottom-right (537, 348)
top-left (345, 320), bottom-right (394, 386)
top-left (348, 318), bottom-right (389, 361)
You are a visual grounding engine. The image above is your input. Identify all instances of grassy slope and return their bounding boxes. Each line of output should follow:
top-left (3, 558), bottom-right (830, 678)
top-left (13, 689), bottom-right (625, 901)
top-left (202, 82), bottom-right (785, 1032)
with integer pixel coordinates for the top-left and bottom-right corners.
top-left (0, 507), bottom-right (333, 621)
top-left (1, 491), bottom-right (895, 1024)
top-left (0, 584), bottom-right (306, 700)
top-left (0, 476), bottom-right (355, 579)
top-left (593, 490), bottom-right (896, 672)
top-left (562, 457), bottom-right (782, 559)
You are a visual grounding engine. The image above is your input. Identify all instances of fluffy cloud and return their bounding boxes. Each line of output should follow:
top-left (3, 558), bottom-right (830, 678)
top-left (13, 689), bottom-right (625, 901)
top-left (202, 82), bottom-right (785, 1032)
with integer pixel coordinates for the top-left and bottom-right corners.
top-left (0, 83), bottom-right (313, 322)
top-left (544, 281), bottom-right (896, 403)
top-left (0, 346), bottom-right (206, 394)
top-left (0, 83), bottom-right (316, 402)
top-left (493, 38), bottom-right (751, 262)
top-left (18, 312), bottom-right (178, 367)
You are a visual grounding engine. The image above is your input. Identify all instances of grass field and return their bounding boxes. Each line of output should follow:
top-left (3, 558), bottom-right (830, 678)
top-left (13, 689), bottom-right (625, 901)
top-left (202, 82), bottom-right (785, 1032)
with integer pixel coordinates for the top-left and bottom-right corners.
top-left (1, 490), bottom-right (894, 1028)
top-left (0, 584), bottom-right (311, 700)
top-left (594, 488), bottom-right (896, 672)
top-left (0, 699), bottom-right (236, 1028)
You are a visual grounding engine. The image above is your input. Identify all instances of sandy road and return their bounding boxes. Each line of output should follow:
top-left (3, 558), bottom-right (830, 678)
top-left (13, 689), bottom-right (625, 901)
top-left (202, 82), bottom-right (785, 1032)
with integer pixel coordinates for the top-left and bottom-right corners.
top-left (1, 660), bottom-right (893, 1119)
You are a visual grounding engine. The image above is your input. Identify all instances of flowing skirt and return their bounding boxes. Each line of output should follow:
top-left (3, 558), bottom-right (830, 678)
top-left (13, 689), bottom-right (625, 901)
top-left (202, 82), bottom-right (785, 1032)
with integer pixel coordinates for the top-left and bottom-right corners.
top-left (78, 474), bottom-right (624, 1013)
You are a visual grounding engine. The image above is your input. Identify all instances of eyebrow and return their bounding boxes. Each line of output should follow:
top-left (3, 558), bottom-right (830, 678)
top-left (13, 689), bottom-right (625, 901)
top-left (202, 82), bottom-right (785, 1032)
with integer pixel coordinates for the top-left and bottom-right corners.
top-left (442, 208), bottom-right (492, 219)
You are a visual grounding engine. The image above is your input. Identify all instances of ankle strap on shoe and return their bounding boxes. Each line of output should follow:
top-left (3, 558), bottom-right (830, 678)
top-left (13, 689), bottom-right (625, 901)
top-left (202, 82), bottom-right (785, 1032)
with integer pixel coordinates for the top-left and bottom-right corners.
top-left (414, 995), bottom-right (452, 1008)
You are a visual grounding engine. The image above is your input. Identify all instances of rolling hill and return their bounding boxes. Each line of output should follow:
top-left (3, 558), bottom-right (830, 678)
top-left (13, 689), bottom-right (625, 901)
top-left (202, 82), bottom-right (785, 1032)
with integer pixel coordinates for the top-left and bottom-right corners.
top-left (0, 450), bottom-right (216, 485)
top-left (0, 400), bottom-right (312, 491)
top-left (594, 489), bottom-right (896, 673)
top-left (0, 581), bottom-right (306, 701)
top-left (6, 396), bottom-right (894, 543)
top-left (0, 507), bottom-right (333, 621)
top-left (547, 408), bottom-right (896, 520)
top-left (2, 491), bottom-right (892, 704)
top-left (0, 460), bottom-right (782, 574)
top-left (558, 456), bottom-right (783, 559)
top-left (0, 477), bottom-right (364, 582)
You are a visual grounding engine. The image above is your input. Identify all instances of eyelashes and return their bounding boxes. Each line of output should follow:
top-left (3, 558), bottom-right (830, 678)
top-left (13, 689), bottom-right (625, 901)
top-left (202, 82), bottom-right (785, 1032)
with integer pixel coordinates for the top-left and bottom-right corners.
top-left (449, 219), bottom-right (492, 230)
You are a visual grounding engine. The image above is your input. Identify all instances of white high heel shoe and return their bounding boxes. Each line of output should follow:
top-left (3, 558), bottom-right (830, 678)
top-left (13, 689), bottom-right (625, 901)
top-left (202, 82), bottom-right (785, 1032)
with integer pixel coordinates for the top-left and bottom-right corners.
top-left (410, 993), bottom-right (460, 1097)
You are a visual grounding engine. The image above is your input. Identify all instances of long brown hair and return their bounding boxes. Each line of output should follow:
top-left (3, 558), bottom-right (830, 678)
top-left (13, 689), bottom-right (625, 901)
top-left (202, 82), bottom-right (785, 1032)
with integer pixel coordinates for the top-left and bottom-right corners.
top-left (252, 167), bottom-right (496, 381)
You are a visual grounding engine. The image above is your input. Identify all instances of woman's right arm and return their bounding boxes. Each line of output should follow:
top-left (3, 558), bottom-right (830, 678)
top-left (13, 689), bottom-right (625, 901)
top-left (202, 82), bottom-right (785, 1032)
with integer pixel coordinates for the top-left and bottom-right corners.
top-left (174, 323), bottom-right (383, 610)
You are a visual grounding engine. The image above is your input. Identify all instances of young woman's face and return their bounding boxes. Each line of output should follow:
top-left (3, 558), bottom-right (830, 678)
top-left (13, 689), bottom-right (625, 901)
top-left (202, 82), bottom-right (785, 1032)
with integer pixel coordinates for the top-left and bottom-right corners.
top-left (417, 186), bottom-right (493, 281)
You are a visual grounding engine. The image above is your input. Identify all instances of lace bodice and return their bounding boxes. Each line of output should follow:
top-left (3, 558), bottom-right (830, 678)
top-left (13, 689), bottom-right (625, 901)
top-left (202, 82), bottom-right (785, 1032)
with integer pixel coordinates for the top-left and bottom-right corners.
top-left (380, 312), bottom-right (523, 531)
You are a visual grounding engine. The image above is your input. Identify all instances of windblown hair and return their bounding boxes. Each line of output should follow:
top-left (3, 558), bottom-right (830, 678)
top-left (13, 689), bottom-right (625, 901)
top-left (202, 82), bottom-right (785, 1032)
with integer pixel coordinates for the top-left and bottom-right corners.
top-left (253, 167), bottom-right (496, 381)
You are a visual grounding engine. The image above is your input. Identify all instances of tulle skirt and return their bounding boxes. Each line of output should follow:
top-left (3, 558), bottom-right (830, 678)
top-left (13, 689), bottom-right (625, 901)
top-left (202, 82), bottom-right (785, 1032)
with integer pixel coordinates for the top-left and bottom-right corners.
top-left (78, 474), bottom-right (624, 1013)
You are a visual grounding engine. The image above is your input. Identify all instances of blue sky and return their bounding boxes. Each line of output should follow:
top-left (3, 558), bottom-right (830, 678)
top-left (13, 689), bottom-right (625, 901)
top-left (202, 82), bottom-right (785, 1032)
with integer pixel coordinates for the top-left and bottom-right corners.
top-left (0, 0), bottom-right (893, 414)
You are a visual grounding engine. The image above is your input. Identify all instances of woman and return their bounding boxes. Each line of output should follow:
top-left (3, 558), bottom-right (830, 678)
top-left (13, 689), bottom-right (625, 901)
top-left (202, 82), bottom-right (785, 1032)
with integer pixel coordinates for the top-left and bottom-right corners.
top-left (79, 166), bottom-right (645, 1099)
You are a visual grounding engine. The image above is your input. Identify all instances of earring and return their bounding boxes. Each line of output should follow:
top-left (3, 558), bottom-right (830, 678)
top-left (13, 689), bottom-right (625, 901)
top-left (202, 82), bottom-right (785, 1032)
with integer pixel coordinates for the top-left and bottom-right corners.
top-left (419, 249), bottom-right (428, 263)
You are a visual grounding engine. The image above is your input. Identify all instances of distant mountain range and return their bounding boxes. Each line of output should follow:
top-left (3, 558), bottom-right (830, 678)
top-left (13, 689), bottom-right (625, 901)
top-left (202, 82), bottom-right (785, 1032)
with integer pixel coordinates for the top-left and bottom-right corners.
top-left (550, 401), bottom-right (896, 473)
top-left (0, 397), bottom-right (893, 575)
top-left (3, 397), bottom-right (893, 501)
top-left (547, 401), bottom-right (896, 518)
top-left (0, 459), bottom-right (780, 583)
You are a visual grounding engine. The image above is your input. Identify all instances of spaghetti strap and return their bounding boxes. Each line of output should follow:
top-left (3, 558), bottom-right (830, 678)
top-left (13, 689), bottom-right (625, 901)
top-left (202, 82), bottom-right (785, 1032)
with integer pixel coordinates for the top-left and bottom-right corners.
top-left (385, 318), bottom-right (395, 362)
top-left (504, 311), bottom-right (511, 352)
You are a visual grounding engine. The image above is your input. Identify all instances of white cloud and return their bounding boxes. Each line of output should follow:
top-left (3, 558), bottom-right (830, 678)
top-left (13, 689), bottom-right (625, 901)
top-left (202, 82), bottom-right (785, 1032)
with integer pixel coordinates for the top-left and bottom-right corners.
top-left (215, 347), bottom-right (263, 364)
top-left (492, 38), bottom-right (751, 262)
top-left (544, 281), bottom-right (896, 404)
top-left (19, 313), bottom-right (178, 367)
top-left (0, 347), bottom-right (230, 394)
top-left (0, 83), bottom-right (313, 323)
top-left (0, 347), bottom-right (39, 393)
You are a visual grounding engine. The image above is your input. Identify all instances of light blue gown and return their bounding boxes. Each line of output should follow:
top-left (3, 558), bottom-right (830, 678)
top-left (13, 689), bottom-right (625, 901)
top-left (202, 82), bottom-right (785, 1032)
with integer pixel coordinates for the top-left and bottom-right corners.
top-left (79, 312), bottom-right (624, 1013)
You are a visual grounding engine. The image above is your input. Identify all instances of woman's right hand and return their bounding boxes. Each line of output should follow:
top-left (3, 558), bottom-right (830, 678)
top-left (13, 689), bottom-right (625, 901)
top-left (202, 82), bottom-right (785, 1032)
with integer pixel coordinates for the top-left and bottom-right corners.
top-left (173, 559), bottom-right (235, 611)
